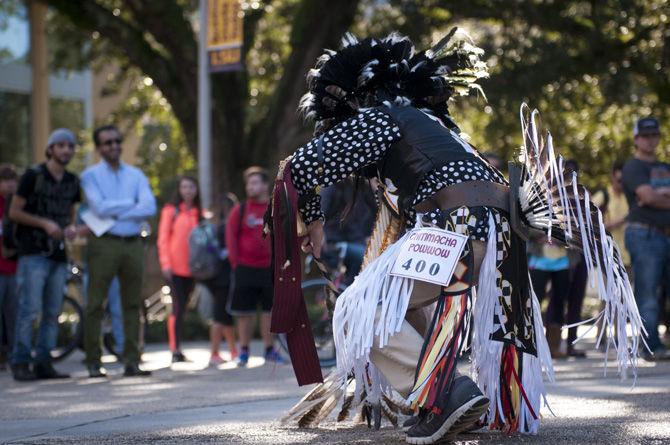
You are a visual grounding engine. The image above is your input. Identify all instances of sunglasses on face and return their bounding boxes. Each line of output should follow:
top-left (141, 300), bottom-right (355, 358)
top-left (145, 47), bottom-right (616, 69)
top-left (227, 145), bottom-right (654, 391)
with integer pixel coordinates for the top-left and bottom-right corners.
top-left (101, 138), bottom-right (123, 146)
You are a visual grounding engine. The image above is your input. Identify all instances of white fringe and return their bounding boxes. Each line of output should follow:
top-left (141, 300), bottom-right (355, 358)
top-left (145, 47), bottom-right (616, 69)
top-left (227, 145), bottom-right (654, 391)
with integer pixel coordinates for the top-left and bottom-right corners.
top-left (518, 103), bottom-right (645, 379)
top-left (518, 282), bottom-right (554, 434)
top-left (470, 215), bottom-right (504, 427)
top-left (471, 214), bottom-right (554, 434)
top-left (333, 230), bottom-right (415, 380)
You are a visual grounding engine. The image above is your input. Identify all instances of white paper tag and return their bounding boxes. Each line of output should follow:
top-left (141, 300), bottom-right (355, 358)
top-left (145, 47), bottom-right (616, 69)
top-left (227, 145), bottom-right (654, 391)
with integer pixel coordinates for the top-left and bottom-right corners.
top-left (390, 227), bottom-right (468, 286)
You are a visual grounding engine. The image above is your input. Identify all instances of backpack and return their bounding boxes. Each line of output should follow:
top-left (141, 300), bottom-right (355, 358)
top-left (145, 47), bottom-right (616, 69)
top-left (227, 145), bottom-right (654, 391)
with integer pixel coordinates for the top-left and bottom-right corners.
top-left (188, 221), bottom-right (220, 281)
top-left (1, 167), bottom-right (46, 260)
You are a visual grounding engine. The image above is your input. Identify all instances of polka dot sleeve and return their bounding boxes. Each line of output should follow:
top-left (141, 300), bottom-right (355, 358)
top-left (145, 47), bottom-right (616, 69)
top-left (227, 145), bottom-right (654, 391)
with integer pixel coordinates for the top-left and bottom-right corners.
top-left (291, 108), bottom-right (402, 224)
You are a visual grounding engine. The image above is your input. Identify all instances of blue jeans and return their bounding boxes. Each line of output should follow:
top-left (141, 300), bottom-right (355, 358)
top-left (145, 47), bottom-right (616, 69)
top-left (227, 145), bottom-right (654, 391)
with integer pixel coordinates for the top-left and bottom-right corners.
top-left (11, 255), bottom-right (67, 365)
top-left (0, 273), bottom-right (18, 358)
top-left (107, 277), bottom-right (124, 354)
top-left (625, 226), bottom-right (670, 352)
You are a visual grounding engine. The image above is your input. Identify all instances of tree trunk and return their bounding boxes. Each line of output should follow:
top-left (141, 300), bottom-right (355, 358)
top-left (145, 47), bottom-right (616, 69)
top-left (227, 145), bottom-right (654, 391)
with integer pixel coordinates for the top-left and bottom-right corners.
top-left (247, 0), bottom-right (360, 168)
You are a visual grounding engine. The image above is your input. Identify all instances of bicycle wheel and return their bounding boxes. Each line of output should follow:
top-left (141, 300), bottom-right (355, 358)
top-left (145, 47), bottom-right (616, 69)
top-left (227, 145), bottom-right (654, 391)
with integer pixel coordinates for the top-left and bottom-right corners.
top-left (301, 278), bottom-right (339, 368)
top-left (51, 295), bottom-right (83, 362)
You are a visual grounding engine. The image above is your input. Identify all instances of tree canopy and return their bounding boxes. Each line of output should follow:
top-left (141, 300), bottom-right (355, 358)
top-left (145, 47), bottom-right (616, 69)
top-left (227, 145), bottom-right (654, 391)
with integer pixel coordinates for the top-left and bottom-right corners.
top-left (38, 0), bottom-right (670, 197)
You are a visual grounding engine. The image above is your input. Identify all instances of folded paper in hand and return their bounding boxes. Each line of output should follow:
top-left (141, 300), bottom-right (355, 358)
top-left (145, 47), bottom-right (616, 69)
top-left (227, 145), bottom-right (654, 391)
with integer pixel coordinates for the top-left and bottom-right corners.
top-left (80, 210), bottom-right (115, 237)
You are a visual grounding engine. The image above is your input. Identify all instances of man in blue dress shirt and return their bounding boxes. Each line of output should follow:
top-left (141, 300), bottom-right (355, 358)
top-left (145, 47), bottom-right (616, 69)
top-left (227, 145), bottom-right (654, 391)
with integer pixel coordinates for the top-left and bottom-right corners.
top-left (81, 125), bottom-right (156, 378)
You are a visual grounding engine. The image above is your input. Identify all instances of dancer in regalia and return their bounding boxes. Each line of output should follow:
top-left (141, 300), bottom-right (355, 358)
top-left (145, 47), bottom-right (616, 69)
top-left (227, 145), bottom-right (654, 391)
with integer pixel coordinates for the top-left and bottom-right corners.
top-left (266, 29), bottom-right (643, 444)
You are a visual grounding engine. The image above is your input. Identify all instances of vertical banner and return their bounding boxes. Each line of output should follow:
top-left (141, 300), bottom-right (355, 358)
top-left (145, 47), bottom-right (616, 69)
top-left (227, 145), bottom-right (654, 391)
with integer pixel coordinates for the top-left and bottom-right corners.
top-left (207, 0), bottom-right (243, 72)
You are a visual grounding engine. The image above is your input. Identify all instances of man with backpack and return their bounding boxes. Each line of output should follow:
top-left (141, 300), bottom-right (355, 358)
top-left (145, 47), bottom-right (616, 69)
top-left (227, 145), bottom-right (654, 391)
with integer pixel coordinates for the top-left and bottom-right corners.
top-left (226, 167), bottom-right (284, 367)
top-left (0, 164), bottom-right (18, 371)
top-left (8, 129), bottom-right (82, 381)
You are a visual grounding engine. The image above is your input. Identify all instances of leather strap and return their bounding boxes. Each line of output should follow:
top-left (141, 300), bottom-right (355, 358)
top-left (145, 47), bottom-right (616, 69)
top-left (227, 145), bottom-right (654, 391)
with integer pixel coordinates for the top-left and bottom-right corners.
top-left (414, 180), bottom-right (511, 213)
top-left (315, 134), bottom-right (325, 176)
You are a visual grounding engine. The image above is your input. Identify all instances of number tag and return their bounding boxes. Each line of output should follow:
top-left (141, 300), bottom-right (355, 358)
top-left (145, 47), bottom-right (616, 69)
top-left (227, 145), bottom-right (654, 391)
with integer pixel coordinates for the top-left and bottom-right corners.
top-left (390, 227), bottom-right (468, 286)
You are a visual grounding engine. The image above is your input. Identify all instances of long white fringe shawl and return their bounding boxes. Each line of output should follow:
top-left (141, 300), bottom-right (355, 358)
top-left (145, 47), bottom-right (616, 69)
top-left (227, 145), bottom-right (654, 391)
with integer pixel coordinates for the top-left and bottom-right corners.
top-left (518, 104), bottom-right (645, 379)
top-left (282, 203), bottom-right (407, 427)
top-left (333, 230), bottom-right (415, 381)
top-left (470, 214), bottom-right (554, 434)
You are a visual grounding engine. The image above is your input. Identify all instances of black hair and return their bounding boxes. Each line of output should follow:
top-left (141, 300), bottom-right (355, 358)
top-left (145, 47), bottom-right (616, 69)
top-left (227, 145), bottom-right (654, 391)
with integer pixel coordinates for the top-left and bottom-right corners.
top-left (0, 163), bottom-right (17, 181)
top-left (93, 125), bottom-right (121, 146)
top-left (611, 161), bottom-right (624, 173)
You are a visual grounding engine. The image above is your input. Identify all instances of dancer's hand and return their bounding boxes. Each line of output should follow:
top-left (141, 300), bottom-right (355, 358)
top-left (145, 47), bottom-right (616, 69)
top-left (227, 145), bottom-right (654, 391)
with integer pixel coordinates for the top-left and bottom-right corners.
top-left (301, 220), bottom-right (324, 258)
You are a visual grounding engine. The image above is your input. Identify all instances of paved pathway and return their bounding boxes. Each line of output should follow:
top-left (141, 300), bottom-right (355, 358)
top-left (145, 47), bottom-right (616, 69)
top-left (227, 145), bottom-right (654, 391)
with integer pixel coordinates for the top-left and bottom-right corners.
top-left (1, 341), bottom-right (668, 444)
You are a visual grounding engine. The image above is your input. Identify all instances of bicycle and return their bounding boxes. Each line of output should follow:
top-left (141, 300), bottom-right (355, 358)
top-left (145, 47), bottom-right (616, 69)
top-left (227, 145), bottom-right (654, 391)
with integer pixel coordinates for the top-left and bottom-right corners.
top-left (52, 262), bottom-right (160, 362)
top-left (52, 262), bottom-right (85, 361)
top-left (53, 262), bottom-right (120, 361)
top-left (279, 242), bottom-right (352, 368)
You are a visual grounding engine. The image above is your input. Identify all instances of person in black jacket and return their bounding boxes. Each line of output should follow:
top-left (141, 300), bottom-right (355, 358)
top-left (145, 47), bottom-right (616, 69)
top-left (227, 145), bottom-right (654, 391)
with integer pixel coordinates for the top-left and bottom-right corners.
top-left (320, 178), bottom-right (377, 284)
top-left (205, 193), bottom-right (238, 366)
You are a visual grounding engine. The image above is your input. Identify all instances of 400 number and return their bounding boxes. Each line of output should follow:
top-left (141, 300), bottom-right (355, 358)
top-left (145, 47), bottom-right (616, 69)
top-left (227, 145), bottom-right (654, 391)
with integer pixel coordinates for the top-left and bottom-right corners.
top-left (400, 259), bottom-right (440, 276)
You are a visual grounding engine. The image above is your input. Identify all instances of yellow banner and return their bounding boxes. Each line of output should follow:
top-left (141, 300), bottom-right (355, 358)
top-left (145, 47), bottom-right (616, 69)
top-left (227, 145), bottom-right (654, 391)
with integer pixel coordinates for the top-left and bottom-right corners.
top-left (207, 0), bottom-right (243, 72)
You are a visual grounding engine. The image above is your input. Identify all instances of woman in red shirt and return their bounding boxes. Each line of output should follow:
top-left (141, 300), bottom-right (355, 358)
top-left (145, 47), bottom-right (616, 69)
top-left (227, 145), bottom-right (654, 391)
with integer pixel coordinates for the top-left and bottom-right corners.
top-left (157, 176), bottom-right (202, 363)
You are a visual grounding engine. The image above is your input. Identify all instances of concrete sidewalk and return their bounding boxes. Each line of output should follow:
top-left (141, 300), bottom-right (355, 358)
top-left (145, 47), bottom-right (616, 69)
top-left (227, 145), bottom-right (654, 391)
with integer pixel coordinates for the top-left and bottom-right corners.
top-left (1, 341), bottom-right (668, 444)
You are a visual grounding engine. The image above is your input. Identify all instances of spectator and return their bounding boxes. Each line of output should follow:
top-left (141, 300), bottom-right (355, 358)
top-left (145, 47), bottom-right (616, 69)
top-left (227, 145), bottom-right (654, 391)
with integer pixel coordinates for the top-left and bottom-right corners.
top-left (593, 163), bottom-right (630, 267)
top-left (157, 176), bottom-right (203, 363)
top-left (81, 125), bottom-right (156, 377)
top-left (0, 164), bottom-right (18, 371)
top-left (9, 129), bottom-right (82, 381)
top-left (205, 193), bottom-right (238, 366)
top-left (528, 239), bottom-right (570, 359)
top-left (622, 116), bottom-right (670, 361)
top-left (76, 204), bottom-right (125, 358)
top-left (320, 177), bottom-right (377, 284)
top-left (593, 163), bottom-right (631, 346)
top-left (563, 159), bottom-right (588, 358)
top-left (226, 167), bottom-right (283, 367)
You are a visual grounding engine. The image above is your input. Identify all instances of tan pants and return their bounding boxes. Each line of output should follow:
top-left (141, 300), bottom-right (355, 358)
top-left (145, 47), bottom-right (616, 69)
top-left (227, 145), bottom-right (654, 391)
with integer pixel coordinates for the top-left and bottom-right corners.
top-left (369, 240), bottom-right (486, 397)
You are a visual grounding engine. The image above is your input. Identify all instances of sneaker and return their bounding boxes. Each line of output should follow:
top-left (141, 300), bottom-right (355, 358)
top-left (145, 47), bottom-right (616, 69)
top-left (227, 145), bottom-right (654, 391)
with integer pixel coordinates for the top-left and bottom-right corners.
top-left (264, 348), bottom-right (287, 364)
top-left (12, 363), bottom-right (36, 382)
top-left (402, 412), bottom-right (424, 432)
top-left (643, 347), bottom-right (670, 362)
top-left (87, 364), bottom-right (108, 378)
top-left (172, 352), bottom-right (190, 363)
top-left (406, 376), bottom-right (489, 444)
top-left (237, 351), bottom-right (249, 367)
top-left (34, 362), bottom-right (70, 379)
top-left (209, 354), bottom-right (225, 367)
top-left (123, 363), bottom-right (152, 377)
top-left (230, 348), bottom-right (239, 361)
top-left (567, 345), bottom-right (587, 358)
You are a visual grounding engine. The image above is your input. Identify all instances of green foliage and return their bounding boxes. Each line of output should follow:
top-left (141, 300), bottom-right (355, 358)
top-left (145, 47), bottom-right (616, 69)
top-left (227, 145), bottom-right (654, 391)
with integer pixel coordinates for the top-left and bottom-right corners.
top-left (245, 1), bottom-right (298, 130)
top-left (110, 73), bottom-right (196, 204)
top-left (44, 0), bottom-right (670, 190)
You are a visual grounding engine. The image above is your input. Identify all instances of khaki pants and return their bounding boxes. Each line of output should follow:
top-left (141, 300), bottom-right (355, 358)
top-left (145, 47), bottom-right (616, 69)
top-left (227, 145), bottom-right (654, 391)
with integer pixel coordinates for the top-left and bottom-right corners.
top-left (369, 240), bottom-right (486, 397)
top-left (85, 236), bottom-right (144, 365)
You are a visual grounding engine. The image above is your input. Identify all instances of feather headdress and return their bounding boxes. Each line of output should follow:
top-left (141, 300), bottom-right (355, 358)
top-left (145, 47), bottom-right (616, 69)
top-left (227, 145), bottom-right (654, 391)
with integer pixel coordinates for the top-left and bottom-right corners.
top-left (298, 28), bottom-right (488, 131)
